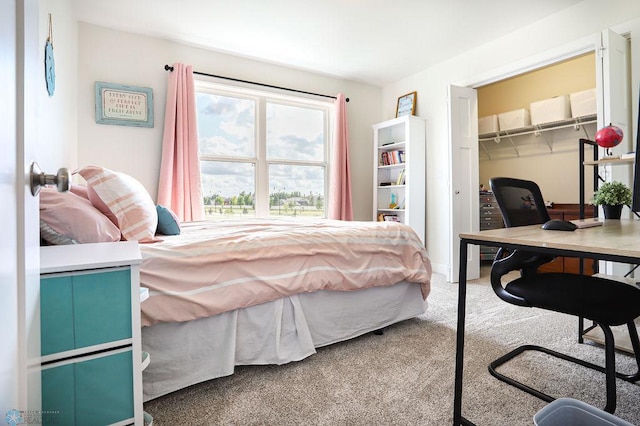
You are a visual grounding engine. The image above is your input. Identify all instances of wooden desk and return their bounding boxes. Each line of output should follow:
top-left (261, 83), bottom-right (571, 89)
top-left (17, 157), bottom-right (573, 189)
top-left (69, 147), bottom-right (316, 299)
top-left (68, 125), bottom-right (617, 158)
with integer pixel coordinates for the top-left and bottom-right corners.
top-left (454, 219), bottom-right (640, 426)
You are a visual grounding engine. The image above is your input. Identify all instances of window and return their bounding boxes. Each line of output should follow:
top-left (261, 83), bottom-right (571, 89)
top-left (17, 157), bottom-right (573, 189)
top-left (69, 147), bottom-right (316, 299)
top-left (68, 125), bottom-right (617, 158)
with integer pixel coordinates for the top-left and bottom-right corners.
top-left (195, 82), bottom-right (331, 220)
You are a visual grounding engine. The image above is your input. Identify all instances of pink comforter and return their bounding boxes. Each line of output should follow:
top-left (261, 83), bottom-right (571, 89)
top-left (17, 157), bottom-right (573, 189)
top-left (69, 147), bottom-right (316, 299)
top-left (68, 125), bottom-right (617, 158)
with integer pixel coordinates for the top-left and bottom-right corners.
top-left (139, 219), bottom-right (432, 327)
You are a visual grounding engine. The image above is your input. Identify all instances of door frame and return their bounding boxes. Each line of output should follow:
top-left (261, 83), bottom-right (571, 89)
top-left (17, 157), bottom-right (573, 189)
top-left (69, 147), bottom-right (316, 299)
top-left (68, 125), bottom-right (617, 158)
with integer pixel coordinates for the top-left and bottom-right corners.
top-left (0, 0), bottom-right (20, 414)
top-left (460, 33), bottom-right (600, 91)
top-left (447, 33), bottom-right (604, 282)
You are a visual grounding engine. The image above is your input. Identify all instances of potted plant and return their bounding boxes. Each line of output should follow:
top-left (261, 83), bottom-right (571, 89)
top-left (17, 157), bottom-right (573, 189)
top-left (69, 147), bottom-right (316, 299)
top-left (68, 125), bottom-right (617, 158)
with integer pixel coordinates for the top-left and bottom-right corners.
top-left (592, 180), bottom-right (632, 219)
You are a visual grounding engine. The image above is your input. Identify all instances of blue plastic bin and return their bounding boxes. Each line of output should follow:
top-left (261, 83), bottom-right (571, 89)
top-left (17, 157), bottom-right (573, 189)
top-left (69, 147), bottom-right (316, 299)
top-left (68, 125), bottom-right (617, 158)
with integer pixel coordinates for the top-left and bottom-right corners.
top-left (534, 398), bottom-right (634, 426)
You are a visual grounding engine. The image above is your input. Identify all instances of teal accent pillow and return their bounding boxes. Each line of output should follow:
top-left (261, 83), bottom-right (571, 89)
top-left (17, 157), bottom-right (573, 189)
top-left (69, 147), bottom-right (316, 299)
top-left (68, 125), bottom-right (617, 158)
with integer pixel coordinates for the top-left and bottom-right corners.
top-left (156, 205), bottom-right (181, 235)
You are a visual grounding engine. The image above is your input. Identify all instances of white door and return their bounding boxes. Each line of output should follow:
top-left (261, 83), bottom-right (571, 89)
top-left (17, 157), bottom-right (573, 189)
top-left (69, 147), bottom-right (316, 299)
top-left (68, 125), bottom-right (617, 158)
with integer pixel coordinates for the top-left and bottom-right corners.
top-left (1, 0), bottom-right (41, 417)
top-left (597, 29), bottom-right (630, 276)
top-left (598, 29), bottom-right (631, 186)
top-left (599, 29), bottom-right (630, 144)
top-left (448, 85), bottom-right (479, 282)
top-left (0, 0), bottom-right (20, 414)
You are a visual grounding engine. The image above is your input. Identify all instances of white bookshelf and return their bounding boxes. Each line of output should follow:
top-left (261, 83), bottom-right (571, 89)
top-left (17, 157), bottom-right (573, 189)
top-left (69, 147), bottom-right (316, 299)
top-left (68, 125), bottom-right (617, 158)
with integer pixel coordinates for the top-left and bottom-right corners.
top-left (372, 115), bottom-right (426, 244)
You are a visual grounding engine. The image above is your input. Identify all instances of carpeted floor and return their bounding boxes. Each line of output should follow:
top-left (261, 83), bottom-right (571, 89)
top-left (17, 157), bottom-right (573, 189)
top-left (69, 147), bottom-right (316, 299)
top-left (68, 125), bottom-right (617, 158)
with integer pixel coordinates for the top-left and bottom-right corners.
top-left (143, 267), bottom-right (640, 425)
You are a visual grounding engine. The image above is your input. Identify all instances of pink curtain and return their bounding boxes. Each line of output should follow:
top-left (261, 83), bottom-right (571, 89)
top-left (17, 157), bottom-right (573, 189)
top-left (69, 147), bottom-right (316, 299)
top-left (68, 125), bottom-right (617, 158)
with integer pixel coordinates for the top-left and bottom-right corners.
top-left (328, 93), bottom-right (353, 220)
top-left (157, 63), bottom-right (204, 221)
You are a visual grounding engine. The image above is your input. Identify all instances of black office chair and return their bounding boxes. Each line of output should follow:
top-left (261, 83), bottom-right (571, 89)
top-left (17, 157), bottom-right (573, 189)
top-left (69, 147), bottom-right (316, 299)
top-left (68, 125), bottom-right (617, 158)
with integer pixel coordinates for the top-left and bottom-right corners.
top-left (489, 176), bottom-right (640, 413)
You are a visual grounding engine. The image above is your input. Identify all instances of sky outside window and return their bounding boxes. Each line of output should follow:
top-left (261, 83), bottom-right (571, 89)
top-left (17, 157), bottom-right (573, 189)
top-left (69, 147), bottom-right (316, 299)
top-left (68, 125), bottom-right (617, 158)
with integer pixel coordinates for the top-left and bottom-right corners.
top-left (197, 93), bottom-right (326, 198)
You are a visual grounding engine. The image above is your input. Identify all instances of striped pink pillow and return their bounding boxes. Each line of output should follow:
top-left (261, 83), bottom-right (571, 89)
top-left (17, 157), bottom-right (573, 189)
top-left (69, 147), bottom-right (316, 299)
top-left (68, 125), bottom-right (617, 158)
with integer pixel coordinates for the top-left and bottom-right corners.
top-left (77, 166), bottom-right (159, 243)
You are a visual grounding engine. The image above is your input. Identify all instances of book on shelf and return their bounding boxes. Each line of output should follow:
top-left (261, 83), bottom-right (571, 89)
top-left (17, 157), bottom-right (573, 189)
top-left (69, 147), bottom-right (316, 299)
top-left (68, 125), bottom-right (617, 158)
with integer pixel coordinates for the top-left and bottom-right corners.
top-left (383, 214), bottom-right (400, 222)
top-left (396, 168), bottom-right (406, 185)
top-left (379, 150), bottom-right (405, 166)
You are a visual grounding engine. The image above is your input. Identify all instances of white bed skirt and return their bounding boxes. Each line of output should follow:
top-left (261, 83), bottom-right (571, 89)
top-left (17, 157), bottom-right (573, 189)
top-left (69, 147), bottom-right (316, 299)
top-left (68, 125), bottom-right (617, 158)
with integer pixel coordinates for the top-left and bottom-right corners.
top-left (142, 281), bottom-right (427, 401)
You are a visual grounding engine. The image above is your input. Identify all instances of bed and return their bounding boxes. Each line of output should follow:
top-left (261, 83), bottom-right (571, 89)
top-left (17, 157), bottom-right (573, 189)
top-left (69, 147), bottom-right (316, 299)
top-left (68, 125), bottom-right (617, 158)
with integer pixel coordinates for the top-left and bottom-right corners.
top-left (37, 166), bottom-right (432, 402)
top-left (138, 218), bottom-right (432, 401)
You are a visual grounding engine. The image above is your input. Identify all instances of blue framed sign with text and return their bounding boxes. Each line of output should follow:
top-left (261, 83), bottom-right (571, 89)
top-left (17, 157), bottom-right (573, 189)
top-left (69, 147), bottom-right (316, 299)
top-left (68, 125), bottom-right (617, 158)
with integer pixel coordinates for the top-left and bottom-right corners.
top-left (95, 82), bottom-right (154, 128)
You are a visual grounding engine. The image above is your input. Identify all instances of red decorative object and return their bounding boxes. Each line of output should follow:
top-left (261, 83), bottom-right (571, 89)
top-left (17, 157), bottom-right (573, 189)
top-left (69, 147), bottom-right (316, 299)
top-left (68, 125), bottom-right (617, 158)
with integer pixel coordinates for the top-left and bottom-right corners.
top-left (595, 124), bottom-right (624, 148)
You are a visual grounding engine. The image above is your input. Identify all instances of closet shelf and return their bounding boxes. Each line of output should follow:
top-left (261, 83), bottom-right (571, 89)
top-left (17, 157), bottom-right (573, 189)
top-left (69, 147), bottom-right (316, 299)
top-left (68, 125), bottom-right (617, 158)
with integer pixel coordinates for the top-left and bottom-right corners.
top-left (478, 114), bottom-right (597, 142)
top-left (583, 157), bottom-right (634, 166)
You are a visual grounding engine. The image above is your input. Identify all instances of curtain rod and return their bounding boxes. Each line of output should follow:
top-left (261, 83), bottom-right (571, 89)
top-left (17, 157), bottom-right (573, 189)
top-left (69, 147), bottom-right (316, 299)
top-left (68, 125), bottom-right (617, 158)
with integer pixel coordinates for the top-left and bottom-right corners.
top-left (164, 65), bottom-right (348, 102)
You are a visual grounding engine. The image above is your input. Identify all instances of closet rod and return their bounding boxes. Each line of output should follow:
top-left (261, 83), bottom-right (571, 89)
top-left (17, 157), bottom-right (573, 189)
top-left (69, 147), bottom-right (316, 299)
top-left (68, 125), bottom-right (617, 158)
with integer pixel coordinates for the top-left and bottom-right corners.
top-left (164, 64), bottom-right (349, 102)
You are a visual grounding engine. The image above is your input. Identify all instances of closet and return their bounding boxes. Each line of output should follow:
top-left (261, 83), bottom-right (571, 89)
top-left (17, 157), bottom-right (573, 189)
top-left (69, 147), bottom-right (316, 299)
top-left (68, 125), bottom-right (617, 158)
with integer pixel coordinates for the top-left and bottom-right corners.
top-left (478, 53), bottom-right (599, 202)
top-left (477, 53), bottom-right (599, 273)
top-left (448, 29), bottom-right (632, 283)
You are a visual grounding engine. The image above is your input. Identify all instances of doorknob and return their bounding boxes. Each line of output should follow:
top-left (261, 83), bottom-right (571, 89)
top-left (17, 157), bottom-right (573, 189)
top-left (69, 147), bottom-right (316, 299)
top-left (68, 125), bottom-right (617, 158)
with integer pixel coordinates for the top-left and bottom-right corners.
top-left (30, 162), bottom-right (70, 196)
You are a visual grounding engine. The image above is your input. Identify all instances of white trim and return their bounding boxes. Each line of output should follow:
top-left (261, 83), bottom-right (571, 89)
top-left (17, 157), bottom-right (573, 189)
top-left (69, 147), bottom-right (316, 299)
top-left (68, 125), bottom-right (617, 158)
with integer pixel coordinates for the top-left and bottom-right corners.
top-left (194, 76), bottom-right (335, 108)
top-left (256, 96), bottom-right (269, 217)
top-left (40, 339), bottom-right (132, 365)
top-left (108, 418), bottom-right (135, 426)
top-left (460, 32), bottom-right (601, 89)
top-left (40, 345), bottom-right (132, 370)
top-left (129, 262), bottom-right (144, 426)
top-left (464, 18), bottom-right (640, 88)
top-left (40, 265), bottom-right (130, 279)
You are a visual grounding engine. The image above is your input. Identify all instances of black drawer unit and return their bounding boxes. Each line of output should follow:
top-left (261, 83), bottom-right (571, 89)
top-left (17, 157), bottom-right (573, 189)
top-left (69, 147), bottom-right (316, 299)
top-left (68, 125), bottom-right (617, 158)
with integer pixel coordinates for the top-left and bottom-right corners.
top-left (479, 191), bottom-right (504, 260)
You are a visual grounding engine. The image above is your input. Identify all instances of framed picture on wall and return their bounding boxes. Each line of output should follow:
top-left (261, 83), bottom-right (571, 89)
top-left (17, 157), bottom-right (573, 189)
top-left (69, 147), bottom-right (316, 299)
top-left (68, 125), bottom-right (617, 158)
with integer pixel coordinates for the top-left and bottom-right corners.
top-left (95, 82), bottom-right (154, 127)
top-left (396, 91), bottom-right (417, 117)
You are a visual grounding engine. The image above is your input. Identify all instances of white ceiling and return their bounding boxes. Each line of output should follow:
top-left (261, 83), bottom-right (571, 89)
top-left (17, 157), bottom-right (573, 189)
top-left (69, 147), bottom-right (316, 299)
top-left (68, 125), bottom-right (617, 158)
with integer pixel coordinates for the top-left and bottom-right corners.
top-left (72, 0), bottom-right (583, 87)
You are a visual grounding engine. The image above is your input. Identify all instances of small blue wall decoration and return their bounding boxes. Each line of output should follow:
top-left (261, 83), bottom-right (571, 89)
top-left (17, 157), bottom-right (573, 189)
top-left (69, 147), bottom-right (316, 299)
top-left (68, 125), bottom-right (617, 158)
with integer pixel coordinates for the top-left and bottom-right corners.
top-left (95, 82), bottom-right (154, 128)
top-left (44, 14), bottom-right (55, 97)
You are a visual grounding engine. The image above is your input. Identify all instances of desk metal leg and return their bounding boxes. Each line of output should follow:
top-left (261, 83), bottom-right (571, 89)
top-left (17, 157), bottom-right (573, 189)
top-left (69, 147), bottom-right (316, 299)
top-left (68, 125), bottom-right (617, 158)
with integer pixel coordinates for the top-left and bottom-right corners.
top-left (454, 240), bottom-right (475, 425)
top-left (578, 317), bottom-right (584, 344)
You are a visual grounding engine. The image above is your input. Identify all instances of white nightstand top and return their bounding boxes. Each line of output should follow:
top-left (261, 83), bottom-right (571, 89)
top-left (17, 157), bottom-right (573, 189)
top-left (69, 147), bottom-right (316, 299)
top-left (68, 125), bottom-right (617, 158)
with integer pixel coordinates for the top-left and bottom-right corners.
top-left (41, 241), bottom-right (142, 274)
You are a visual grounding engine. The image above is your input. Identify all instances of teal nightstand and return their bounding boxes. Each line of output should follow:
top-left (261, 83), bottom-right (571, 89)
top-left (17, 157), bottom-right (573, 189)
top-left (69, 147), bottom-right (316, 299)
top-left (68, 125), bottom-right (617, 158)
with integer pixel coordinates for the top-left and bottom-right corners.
top-left (40, 241), bottom-right (143, 425)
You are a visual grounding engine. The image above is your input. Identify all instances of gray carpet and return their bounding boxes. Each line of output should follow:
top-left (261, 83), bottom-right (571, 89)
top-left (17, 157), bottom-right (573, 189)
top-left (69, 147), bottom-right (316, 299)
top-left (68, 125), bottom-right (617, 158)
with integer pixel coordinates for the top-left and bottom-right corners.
top-left (143, 268), bottom-right (640, 425)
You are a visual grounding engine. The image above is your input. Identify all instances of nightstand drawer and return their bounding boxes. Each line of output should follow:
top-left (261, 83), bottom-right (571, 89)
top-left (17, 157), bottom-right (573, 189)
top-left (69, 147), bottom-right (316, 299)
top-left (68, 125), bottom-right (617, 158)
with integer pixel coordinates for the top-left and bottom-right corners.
top-left (41, 268), bottom-right (132, 356)
top-left (42, 348), bottom-right (134, 426)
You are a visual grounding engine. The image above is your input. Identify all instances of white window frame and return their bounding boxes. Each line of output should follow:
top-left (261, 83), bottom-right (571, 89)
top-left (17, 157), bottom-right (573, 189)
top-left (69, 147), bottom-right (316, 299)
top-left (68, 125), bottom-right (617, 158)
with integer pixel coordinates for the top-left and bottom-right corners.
top-left (194, 78), bottom-right (334, 219)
